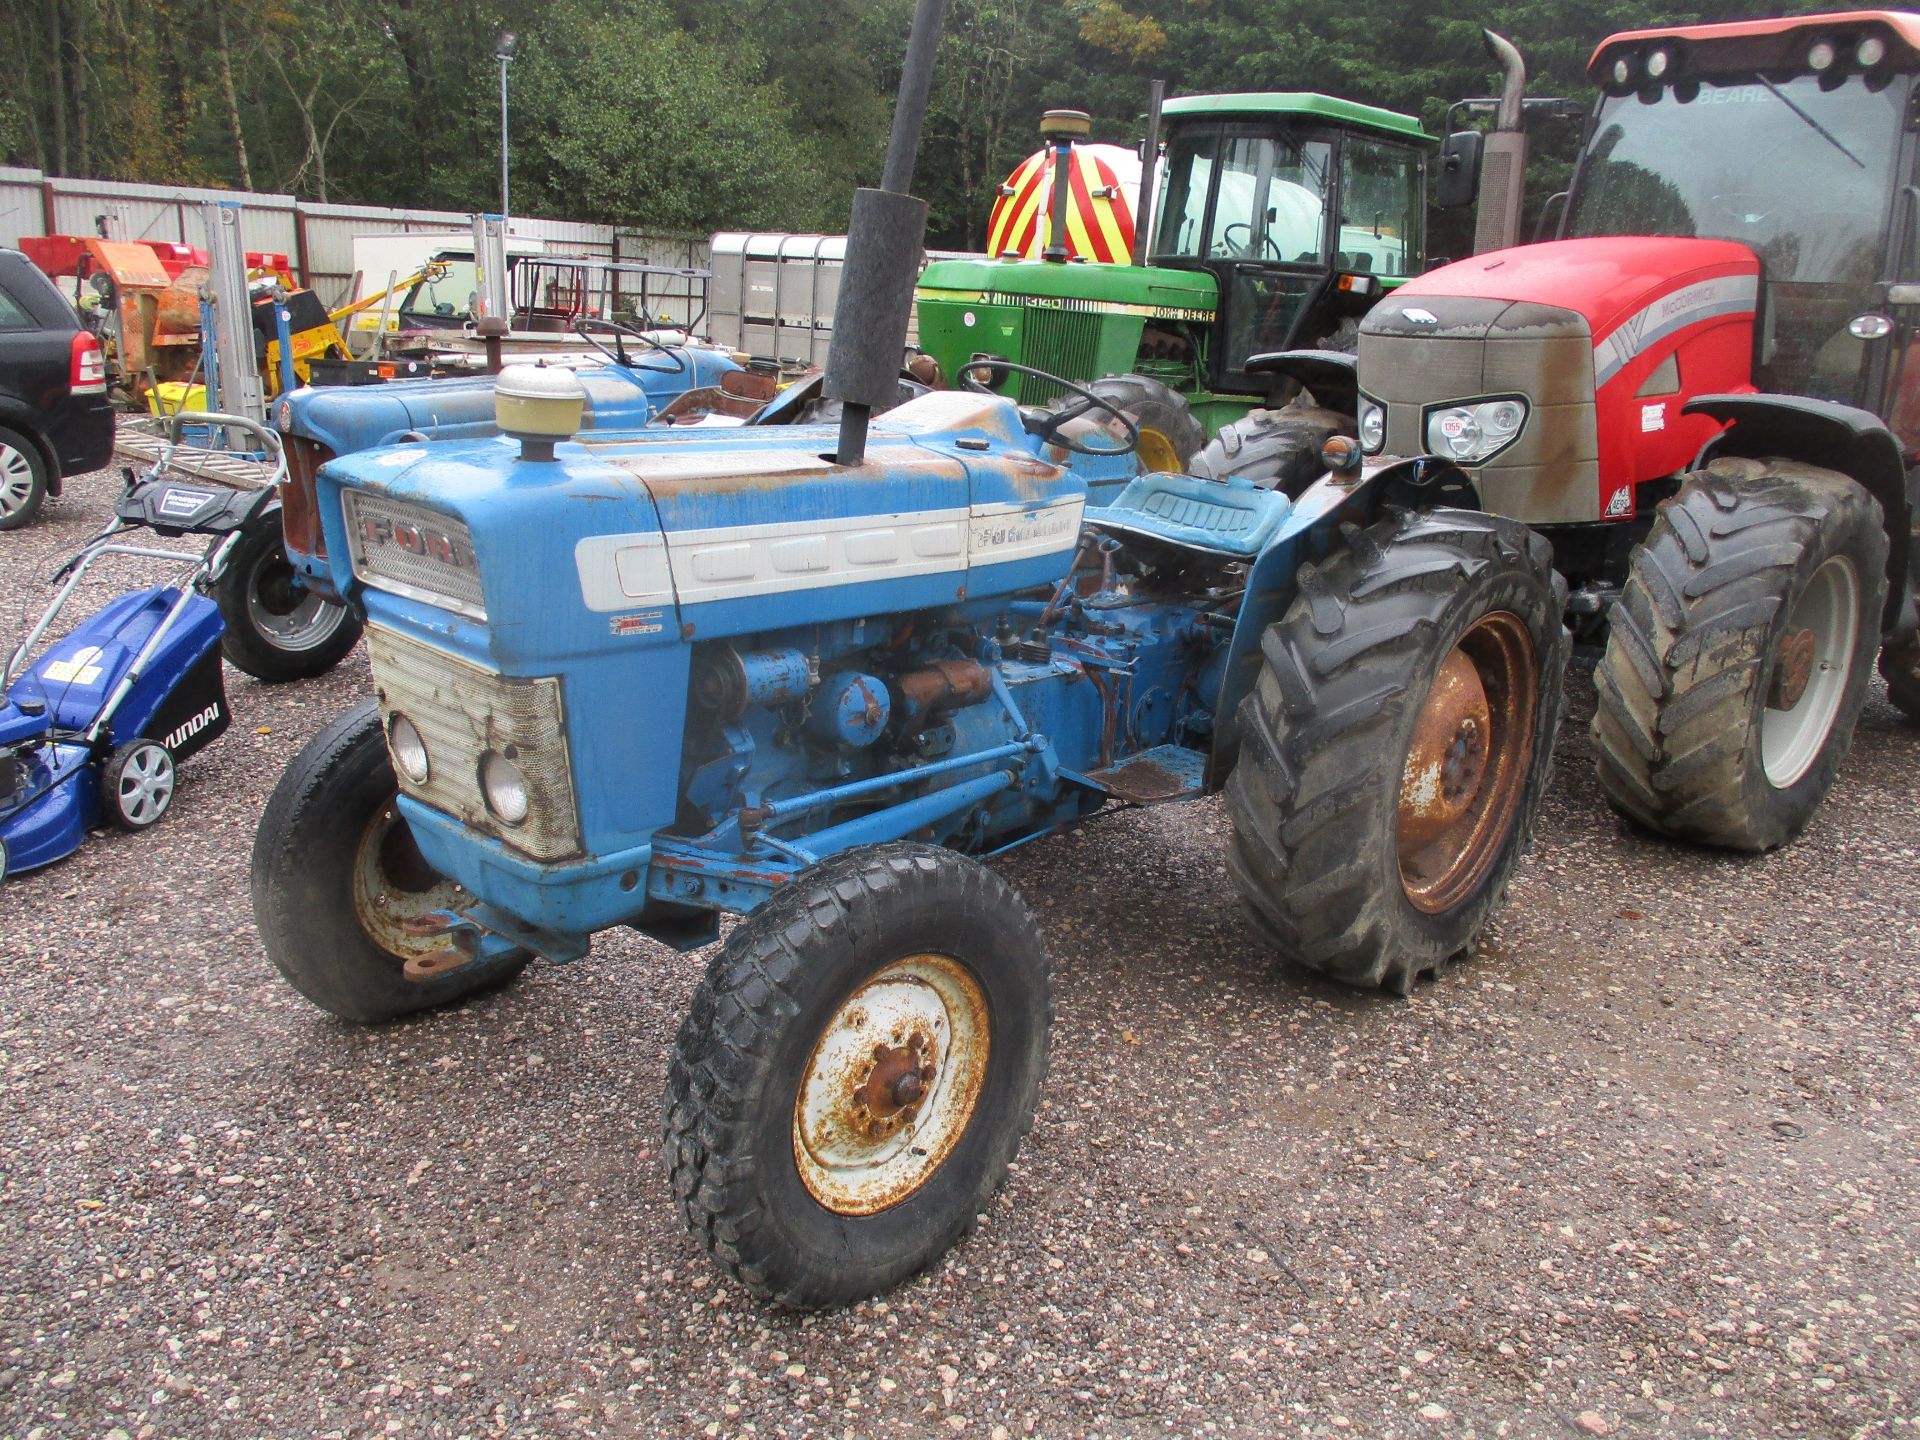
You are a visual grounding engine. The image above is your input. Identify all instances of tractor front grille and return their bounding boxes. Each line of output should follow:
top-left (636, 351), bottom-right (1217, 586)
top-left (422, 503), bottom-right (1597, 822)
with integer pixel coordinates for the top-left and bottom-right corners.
top-left (1019, 309), bottom-right (1107, 404)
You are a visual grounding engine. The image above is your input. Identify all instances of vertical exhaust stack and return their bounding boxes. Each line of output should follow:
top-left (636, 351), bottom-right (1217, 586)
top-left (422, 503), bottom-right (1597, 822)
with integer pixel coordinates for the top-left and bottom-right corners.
top-left (1472, 30), bottom-right (1529, 255)
top-left (1130, 80), bottom-right (1166, 268)
top-left (1039, 110), bottom-right (1091, 263)
top-left (826, 0), bottom-right (950, 467)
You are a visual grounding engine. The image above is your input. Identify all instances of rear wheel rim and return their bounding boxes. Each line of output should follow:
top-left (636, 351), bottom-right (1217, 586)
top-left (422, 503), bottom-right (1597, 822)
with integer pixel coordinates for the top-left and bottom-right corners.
top-left (244, 545), bottom-right (347, 651)
top-left (117, 744), bottom-right (174, 824)
top-left (1136, 427), bottom-right (1183, 474)
top-left (0, 442), bottom-right (36, 517)
top-left (1761, 555), bottom-right (1859, 789)
top-left (1397, 611), bottom-right (1538, 915)
top-left (792, 954), bottom-right (990, 1216)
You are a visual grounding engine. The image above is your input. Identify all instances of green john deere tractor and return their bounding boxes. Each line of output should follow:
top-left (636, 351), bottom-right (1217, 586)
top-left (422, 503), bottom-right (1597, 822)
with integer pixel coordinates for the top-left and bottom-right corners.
top-left (915, 92), bottom-right (1433, 481)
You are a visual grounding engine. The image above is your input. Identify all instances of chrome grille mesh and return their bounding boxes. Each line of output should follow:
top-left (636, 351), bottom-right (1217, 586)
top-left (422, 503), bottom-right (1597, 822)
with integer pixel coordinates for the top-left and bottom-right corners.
top-left (343, 492), bottom-right (487, 620)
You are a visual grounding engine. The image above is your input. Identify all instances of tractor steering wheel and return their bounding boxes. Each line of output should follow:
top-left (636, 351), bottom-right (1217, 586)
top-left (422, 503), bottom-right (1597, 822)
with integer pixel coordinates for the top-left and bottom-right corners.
top-left (571, 316), bottom-right (688, 374)
top-left (1217, 223), bottom-right (1286, 263)
top-left (959, 360), bottom-right (1140, 457)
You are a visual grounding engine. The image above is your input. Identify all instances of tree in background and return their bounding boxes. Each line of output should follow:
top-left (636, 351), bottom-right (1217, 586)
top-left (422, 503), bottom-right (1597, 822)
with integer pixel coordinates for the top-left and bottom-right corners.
top-left (0, 0), bottom-right (1863, 243)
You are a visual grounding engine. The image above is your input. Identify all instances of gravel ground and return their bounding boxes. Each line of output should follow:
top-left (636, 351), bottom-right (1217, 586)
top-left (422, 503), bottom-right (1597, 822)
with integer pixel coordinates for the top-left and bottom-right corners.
top-left (1, 461), bottom-right (1916, 1440)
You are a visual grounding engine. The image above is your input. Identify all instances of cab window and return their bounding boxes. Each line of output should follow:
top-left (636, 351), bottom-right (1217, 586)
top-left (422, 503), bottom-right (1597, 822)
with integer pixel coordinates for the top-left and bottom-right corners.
top-left (0, 283), bottom-right (34, 330)
top-left (1339, 140), bottom-right (1421, 278)
top-left (1153, 126), bottom-right (1332, 265)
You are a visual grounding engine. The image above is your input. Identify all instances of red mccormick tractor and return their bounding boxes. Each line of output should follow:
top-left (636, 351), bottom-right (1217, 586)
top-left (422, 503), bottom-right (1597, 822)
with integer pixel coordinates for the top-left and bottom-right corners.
top-left (1355, 12), bottom-right (1920, 848)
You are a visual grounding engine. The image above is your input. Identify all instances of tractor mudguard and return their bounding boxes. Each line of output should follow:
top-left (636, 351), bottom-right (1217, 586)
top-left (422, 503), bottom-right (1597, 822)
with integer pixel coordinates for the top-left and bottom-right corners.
top-left (1204, 451), bottom-right (1480, 783)
top-left (1243, 348), bottom-right (1359, 413)
top-left (1687, 392), bottom-right (1912, 636)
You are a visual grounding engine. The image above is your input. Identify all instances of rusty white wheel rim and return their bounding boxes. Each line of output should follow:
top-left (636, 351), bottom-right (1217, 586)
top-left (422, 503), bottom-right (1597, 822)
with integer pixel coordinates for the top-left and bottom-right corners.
top-left (350, 803), bottom-right (469, 978)
top-left (1397, 611), bottom-right (1537, 915)
top-left (793, 954), bottom-right (990, 1216)
top-left (1762, 555), bottom-right (1858, 790)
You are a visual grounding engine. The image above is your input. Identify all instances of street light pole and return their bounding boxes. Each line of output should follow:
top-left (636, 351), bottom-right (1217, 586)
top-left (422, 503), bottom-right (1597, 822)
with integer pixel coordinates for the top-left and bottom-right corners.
top-left (495, 32), bottom-right (517, 222)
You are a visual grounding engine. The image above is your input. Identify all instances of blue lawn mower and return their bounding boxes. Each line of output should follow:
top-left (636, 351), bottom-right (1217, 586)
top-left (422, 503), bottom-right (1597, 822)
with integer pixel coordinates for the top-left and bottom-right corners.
top-left (0, 414), bottom-right (287, 884)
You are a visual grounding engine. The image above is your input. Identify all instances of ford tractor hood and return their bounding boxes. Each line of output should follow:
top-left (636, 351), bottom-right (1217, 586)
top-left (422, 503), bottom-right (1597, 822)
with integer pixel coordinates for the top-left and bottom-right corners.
top-left (313, 390), bottom-right (1087, 668)
top-left (1372, 237), bottom-right (1760, 354)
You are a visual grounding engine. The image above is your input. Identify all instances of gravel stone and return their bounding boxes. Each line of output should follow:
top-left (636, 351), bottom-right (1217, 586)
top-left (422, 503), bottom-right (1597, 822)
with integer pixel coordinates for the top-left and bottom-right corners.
top-left (1, 458), bottom-right (1916, 1438)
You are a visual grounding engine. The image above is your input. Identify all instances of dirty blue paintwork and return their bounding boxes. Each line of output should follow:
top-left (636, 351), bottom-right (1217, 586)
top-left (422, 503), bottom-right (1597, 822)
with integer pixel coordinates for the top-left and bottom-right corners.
top-left (308, 385), bottom-right (1418, 958)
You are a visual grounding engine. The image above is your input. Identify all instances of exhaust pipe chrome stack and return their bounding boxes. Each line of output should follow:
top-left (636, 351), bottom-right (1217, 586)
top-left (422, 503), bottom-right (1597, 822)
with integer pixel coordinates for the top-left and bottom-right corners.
top-left (1472, 30), bottom-right (1529, 256)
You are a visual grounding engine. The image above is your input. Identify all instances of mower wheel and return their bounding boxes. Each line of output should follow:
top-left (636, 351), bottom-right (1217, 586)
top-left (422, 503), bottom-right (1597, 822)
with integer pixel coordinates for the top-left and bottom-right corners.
top-left (101, 740), bottom-right (175, 829)
top-left (216, 509), bottom-right (362, 683)
top-left (250, 700), bottom-right (529, 1022)
top-left (665, 843), bottom-right (1051, 1309)
top-left (1592, 459), bottom-right (1886, 850)
top-left (1082, 374), bottom-right (1204, 473)
top-left (1226, 508), bottom-right (1568, 993)
top-left (0, 426), bottom-right (48, 531)
top-left (1879, 637), bottom-right (1920, 722)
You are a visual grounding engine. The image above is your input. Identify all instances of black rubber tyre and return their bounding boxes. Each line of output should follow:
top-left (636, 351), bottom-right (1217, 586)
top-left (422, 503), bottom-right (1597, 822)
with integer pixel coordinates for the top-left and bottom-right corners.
top-left (1225, 508), bottom-right (1568, 993)
top-left (1081, 374), bottom-right (1204, 473)
top-left (1879, 637), bottom-right (1920, 721)
top-left (250, 700), bottom-right (530, 1022)
top-left (664, 842), bottom-right (1051, 1309)
top-left (215, 509), bottom-right (363, 683)
top-left (0, 425), bottom-right (49, 531)
top-left (100, 740), bottom-right (175, 830)
top-left (1592, 459), bottom-right (1887, 851)
top-left (1189, 399), bottom-right (1351, 494)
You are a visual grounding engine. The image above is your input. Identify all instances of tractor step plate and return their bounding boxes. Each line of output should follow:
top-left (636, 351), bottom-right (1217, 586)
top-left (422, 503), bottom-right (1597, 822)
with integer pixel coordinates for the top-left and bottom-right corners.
top-left (1086, 745), bottom-right (1206, 805)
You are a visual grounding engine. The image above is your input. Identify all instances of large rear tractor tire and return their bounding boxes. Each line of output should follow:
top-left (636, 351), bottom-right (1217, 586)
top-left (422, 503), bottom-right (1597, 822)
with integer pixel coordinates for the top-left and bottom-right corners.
top-left (1591, 459), bottom-right (1887, 850)
top-left (664, 843), bottom-right (1051, 1309)
top-left (1226, 509), bottom-right (1568, 993)
top-left (1189, 399), bottom-right (1351, 494)
top-left (250, 700), bottom-right (530, 1022)
top-left (216, 508), bottom-right (363, 683)
top-left (1080, 374), bottom-right (1204, 473)
top-left (1879, 638), bottom-right (1920, 721)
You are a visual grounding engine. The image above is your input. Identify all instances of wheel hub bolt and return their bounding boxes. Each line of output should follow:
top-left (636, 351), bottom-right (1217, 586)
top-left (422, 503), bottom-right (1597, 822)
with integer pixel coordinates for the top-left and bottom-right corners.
top-left (892, 1071), bottom-right (925, 1106)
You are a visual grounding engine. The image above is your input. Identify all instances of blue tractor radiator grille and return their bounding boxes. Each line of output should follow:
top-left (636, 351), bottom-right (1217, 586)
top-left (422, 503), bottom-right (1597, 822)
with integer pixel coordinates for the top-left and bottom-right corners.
top-left (1018, 310), bottom-right (1107, 404)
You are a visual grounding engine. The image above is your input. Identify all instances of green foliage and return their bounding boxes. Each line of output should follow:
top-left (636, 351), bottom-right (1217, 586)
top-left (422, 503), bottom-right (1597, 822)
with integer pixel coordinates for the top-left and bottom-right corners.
top-left (0, 0), bottom-right (1888, 244)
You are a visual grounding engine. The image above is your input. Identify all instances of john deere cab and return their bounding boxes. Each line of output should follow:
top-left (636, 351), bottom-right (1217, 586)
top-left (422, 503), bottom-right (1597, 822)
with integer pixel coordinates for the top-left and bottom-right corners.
top-left (914, 93), bottom-right (1432, 460)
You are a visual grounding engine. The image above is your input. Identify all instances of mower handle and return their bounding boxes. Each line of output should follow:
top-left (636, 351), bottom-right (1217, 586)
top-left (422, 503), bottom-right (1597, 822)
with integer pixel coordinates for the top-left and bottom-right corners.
top-left (167, 410), bottom-right (284, 459)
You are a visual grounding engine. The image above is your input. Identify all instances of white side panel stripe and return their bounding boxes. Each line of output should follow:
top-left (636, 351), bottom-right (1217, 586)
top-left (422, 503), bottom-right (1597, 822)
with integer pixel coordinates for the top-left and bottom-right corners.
top-left (1592, 273), bottom-right (1758, 389)
top-left (572, 498), bottom-right (1083, 613)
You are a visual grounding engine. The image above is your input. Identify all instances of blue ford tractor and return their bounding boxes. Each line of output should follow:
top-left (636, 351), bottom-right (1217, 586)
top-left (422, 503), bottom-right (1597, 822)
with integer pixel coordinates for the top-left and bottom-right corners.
top-left (252, 0), bottom-right (1570, 1308)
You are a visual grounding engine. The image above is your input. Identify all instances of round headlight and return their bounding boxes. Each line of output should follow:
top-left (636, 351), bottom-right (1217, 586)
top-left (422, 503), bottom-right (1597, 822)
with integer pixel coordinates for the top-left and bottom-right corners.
top-left (1611, 55), bottom-right (1634, 87)
top-left (388, 714), bottom-right (430, 784)
top-left (1858, 34), bottom-right (1887, 67)
top-left (479, 750), bottom-right (530, 826)
top-left (1646, 47), bottom-right (1672, 79)
top-left (1483, 400), bottom-right (1526, 438)
top-left (1358, 399), bottom-right (1386, 454)
top-left (1809, 38), bottom-right (1837, 71)
top-left (1429, 406), bottom-right (1480, 459)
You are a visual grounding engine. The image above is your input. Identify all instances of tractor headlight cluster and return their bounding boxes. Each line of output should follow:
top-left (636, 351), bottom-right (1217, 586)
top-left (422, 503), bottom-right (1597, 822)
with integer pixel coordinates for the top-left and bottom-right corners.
top-left (1357, 396), bottom-right (1387, 455)
top-left (1424, 397), bottom-right (1528, 465)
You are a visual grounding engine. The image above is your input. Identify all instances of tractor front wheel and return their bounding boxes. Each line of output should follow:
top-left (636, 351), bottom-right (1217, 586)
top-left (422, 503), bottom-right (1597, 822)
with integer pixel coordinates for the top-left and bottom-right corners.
top-left (250, 700), bottom-right (529, 1022)
top-left (664, 843), bottom-right (1051, 1308)
top-left (1225, 508), bottom-right (1568, 993)
top-left (1591, 459), bottom-right (1887, 850)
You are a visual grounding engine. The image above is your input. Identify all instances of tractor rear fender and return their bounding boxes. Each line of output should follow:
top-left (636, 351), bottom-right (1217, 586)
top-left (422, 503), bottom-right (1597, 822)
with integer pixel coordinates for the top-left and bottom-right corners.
top-left (1686, 393), bottom-right (1913, 637)
top-left (1243, 348), bottom-right (1359, 413)
top-left (1206, 453), bottom-right (1481, 785)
